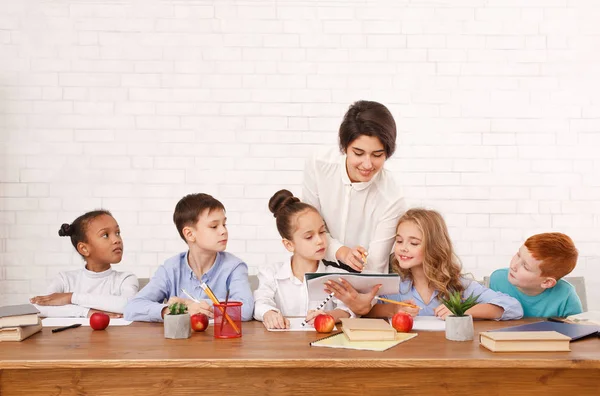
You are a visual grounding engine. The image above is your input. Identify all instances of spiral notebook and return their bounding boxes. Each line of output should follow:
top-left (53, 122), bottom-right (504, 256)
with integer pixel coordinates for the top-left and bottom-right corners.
top-left (310, 331), bottom-right (417, 352)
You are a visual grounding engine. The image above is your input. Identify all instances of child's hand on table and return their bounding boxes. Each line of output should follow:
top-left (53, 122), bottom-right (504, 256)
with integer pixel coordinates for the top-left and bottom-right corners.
top-left (30, 292), bottom-right (73, 306)
top-left (263, 310), bottom-right (290, 329)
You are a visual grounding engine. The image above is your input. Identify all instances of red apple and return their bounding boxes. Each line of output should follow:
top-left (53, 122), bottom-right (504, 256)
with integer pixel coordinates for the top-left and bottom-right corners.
top-left (89, 312), bottom-right (110, 330)
top-left (314, 313), bottom-right (335, 333)
top-left (391, 312), bottom-right (413, 332)
top-left (190, 313), bottom-right (209, 332)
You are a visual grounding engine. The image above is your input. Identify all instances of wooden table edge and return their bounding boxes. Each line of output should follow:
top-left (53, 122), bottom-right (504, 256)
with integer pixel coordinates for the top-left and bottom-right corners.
top-left (2, 358), bottom-right (599, 370)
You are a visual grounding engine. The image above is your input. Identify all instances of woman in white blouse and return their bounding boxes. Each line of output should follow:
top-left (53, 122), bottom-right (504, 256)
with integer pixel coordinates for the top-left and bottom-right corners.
top-left (302, 100), bottom-right (406, 274)
top-left (254, 190), bottom-right (353, 329)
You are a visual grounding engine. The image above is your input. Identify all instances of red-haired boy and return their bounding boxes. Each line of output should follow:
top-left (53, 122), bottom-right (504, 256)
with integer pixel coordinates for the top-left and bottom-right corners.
top-left (490, 233), bottom-right (582, 317)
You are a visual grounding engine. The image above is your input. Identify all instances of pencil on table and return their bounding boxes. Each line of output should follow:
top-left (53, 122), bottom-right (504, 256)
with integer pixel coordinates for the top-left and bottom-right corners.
top-left (374, 296), bottom-right (421, 310)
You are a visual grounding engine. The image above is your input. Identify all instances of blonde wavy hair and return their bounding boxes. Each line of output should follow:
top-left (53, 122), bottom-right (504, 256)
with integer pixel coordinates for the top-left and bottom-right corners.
top-left (390, 208), bottom-right (464, 301)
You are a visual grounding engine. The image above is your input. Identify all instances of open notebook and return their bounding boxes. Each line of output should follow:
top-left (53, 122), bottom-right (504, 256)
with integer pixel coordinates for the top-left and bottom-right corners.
top-left (310, 331), bottom-right (417, 351)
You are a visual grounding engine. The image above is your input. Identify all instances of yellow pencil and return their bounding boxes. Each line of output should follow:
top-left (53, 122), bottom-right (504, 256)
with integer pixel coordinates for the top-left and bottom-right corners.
top-left (375, 296), bottom-right (421, 310)
top-left (200, 282), bottom-right (241, 334)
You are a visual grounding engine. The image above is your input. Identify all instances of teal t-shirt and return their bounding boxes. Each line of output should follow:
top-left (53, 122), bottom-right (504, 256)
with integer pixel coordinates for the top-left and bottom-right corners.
top-left (489, 268), bottom-right (583, 318)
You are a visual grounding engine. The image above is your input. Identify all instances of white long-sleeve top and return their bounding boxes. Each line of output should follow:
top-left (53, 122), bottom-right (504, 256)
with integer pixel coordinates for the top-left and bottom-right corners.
top-left (253, 259), bottom-right (354, 321)
top-left (302, 148), bottom-right (406, 274)
top-left (34, 267), bottom-right (139, 318)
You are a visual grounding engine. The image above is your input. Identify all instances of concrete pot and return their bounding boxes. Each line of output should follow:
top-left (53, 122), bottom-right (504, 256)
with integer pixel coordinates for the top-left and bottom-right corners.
top-left (445, 314), bottom-right (474, 341)
top-left (164, 313), bottom-right (191, 339)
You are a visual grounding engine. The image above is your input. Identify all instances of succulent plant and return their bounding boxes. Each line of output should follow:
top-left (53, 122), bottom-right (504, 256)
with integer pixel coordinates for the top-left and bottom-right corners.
top-left (439, 291), bottom-right (479, 317)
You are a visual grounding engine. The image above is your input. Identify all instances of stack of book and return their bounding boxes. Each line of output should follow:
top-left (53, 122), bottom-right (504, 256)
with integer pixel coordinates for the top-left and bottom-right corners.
top-left (0, 304), bottom-right (42, 342)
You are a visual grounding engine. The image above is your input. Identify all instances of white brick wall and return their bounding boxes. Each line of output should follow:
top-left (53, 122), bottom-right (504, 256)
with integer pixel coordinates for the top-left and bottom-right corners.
top-left (1, 0), bottom-right (599, 310)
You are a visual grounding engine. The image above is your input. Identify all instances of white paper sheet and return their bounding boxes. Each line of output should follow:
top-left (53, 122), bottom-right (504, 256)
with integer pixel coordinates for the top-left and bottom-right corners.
top-left (567, 311), bottom-right (600, 326)
top-left (266, 317), bottom-right (338, 332)
top-left (42, 317), bottom-right (133, 327)
top-left (411, 316), bottom-right (446, 331)
top-left (305, 273), bottom-right (400, 301)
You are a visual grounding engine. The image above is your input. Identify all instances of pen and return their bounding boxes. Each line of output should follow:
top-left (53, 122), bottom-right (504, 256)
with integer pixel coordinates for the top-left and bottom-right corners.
top-left (52, 323), bottom-right (82, 333)
top-left (181, 288), bottom-right (201, 303)
top-left (302, 292), bottom-right (335, 327)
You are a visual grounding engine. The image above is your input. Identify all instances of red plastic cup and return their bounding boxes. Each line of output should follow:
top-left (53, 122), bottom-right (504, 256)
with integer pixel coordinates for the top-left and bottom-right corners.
top-left (213, 301), bottom-right (242, 339)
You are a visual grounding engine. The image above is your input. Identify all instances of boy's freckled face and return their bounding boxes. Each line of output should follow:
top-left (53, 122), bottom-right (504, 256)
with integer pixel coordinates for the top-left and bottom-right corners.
top-left (508, 245), bottom-right (545, 289)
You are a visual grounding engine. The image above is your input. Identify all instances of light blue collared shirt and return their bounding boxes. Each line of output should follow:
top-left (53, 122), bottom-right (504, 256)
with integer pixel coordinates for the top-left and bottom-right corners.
top-left (124, 251), bottom-right (254, 322)
top-left (381, 277), bottom-right (523, 320)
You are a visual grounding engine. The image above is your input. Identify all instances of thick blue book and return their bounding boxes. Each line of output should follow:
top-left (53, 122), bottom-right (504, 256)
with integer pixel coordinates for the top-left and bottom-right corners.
top-left (491, 321), bottom-right (599, 341)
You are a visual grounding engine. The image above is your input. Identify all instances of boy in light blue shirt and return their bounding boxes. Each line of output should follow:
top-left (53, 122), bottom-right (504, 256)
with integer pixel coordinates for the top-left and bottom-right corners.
top-left (125, 193), bottom-right (254, 322)
top-left (490, 232), bottom-right (582, 318)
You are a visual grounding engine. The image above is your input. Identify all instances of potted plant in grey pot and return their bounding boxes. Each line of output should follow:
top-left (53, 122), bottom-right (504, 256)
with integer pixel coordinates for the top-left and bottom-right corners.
top-left (439, 291), bottom-right (479, 342)
top-left (164, 302), bottom-right (191, 339)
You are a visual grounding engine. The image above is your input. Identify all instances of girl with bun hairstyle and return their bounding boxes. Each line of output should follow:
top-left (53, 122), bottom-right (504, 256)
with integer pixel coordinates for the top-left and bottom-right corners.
top-left (253, 190), bottom-right (353, 329)
top-left (30, 210), bottom-right (139, 318)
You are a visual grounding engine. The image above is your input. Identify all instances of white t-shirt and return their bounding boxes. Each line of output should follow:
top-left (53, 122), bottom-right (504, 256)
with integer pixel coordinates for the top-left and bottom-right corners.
top-left (253, 259), bottom-right (353, 321)
top-left (34, 267), bottom-right (139, 318)
top-left (302, 148), bottom-right (406, 273)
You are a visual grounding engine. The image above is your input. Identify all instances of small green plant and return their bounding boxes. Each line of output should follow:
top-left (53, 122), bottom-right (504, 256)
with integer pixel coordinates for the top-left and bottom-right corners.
top-left (439, 291), bottom-right (479, 317)
top-left (168, 302), bottom-right (188, 315)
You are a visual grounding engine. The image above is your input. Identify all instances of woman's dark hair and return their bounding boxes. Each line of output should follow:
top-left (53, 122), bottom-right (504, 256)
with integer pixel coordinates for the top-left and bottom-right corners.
top-left (338, 100), bottom-right (397, 158)
top-left (59, 210), bottom-right (113, 252)
top-left (268, 190), bottom-right (319, 240)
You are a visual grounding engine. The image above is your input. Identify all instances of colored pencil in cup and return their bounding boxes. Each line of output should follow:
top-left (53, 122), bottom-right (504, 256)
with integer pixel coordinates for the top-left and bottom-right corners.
top-left (301, 292), bottom-right (335, 327)
top-left (374, 296), bottom-right (421, 310)
top-left (200, 282), bottom-right (241, 334)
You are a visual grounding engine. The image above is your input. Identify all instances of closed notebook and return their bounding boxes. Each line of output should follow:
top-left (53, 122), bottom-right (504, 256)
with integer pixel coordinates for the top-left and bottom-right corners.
top-left (480, 331), bottom-right (571, 352)
top-left (310, 332), bottom-right (417, 352)
top-left (0, 318), bottom-right (43, 342)
top-left (0, 304), bottom-right (40, 328)
top-left (492, 321), bottom-right (599, 341)
top-left (341, 318), bottom-right (396, 341)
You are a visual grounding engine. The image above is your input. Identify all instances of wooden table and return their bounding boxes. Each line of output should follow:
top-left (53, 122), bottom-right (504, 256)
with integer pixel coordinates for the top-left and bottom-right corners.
top-left (1, 319), bottom-right (599, 395)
